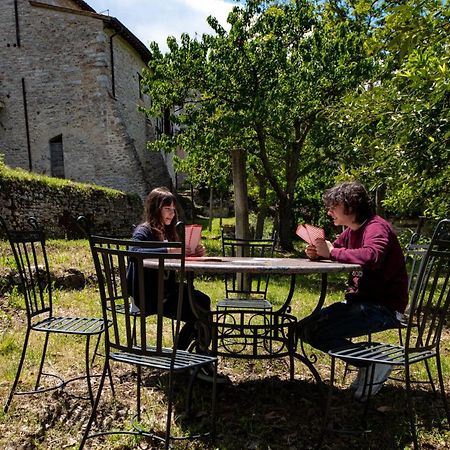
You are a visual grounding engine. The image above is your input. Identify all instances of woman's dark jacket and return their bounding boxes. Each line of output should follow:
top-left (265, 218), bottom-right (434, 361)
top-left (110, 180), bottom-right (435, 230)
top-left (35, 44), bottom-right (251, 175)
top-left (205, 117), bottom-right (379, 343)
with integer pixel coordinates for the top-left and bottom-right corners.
top-left (126, 223), bottom-right (176, 315)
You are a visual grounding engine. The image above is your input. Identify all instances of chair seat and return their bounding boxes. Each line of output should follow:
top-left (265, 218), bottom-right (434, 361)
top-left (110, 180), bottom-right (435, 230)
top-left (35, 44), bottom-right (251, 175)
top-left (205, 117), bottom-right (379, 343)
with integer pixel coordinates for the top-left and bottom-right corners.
top-left (32, 316), bottom-right (106, 335)
top-left (111, 346), bottom-right (217, 372)
top-left (329, 342), bottom-right (436, 366)
top-left (216, 298), bottom-right (272, 309)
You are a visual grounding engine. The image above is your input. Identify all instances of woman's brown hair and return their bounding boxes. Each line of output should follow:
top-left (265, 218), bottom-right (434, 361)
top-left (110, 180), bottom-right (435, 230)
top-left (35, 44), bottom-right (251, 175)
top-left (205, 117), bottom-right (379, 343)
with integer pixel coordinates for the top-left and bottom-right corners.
top-left (142, 187), bottom-right (179, 241)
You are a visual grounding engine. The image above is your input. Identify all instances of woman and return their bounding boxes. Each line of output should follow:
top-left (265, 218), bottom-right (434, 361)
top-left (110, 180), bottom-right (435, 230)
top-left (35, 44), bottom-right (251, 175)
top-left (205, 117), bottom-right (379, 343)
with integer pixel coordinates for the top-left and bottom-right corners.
top-left (127, 186), bottom-right (210, 351)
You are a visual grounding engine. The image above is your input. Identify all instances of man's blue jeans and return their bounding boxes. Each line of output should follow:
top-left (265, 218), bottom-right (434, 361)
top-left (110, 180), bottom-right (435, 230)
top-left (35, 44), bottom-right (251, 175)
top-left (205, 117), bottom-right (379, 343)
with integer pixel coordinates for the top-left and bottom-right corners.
top-left (298, 300), bottom-right (400, 365)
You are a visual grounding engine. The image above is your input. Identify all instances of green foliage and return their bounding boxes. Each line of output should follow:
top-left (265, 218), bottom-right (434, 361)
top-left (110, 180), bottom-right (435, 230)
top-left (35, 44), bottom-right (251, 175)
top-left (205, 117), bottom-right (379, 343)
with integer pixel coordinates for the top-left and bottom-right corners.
top-left (142, 0), bottom-right (375, 249)
top-left (328, 0), bottom-right (450, 219)
top-left (141, 0), bottom-right (449, 244)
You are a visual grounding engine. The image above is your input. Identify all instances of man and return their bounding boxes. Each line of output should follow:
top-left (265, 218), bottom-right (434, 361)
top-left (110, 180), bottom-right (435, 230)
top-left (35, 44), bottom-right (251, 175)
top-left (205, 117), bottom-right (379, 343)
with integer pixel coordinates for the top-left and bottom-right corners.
top-left (299, 181), bottom-right (408, 399)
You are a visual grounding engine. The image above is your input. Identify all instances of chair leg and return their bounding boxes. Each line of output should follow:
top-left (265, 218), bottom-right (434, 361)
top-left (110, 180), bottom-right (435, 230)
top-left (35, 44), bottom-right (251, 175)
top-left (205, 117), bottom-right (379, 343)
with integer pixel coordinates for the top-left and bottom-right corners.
top-left (435, 352), bottom-right (450, 425)
top-left (289, 353), bottom-right (295, 381)
top-left (342, 361), bottom-right (352, 383)
top-left (107, 361), bottom-right (115, 397)
top-left (165, 370), bottom-right (175, 450)
top-left (424, 359), bottom-right (437, 395)
top-left (79, 359), bottom-right (109, 450)
top-left (84, 336), bottom-right (94, 406)
top-left (361, 364), bottom-right (375, 428)
top-left (136, 365), bottom-right (142, 422)
top-left (183, 362), bottom-right (218, 442)
top-left (185, 366), bottom-right (201, 416)
top-left (95, 333), bottom-right (115, 396)
top-left (319, 356), bottom-right (336, 448)
top-left (405, 362), bottom-right (419, 450)
top-left (35, 331), bottom-right (50, 390)
top-left (4, 328), bottom-right (31, 413)
top-left (90, 333), bottom-right (102, 367)
top-left (210, 360), bottom-right (218, 443)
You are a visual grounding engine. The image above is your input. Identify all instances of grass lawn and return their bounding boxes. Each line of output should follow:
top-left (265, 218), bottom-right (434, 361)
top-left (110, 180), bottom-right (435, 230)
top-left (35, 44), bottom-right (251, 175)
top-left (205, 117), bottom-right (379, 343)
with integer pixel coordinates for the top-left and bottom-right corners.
top-left (0, 222), bottom-right (449, 449)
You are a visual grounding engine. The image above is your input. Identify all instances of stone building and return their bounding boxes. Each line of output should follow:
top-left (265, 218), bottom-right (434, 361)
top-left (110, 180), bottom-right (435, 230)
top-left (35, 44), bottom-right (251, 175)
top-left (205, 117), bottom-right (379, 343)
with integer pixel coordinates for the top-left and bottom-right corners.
top-left (0, 0), bottom-right (173, 198)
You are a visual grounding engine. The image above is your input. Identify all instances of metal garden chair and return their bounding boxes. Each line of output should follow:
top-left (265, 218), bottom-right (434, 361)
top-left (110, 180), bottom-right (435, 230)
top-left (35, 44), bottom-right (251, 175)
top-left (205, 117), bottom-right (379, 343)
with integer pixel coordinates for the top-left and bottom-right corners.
top-left (342, 219), bottom-right (430, 382)
top-left (217, 231), bottom-right (276, 311)
top-left (324, 218), bottom-right (450, 449)
top-left (210, 230), bottom-right (298, 380)
top-left (209, 307), bottom-right (298, 378)
top-left (79, 233), bottom-right (217, 450)
top-left (1, 216), bottom-right (107, 413)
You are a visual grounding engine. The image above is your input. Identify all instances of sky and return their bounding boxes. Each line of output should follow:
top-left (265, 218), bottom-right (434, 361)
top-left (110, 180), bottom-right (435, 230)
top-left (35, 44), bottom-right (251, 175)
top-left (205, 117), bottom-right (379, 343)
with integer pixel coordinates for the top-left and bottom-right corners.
top-left (86, 0), bottom-right (238, 52)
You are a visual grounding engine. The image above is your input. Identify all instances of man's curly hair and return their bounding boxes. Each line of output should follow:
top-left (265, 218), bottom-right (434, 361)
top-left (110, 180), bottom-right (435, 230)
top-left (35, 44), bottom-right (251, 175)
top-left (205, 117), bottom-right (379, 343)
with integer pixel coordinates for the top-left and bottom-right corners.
top-left (323, 182), bottom-right (374, 224)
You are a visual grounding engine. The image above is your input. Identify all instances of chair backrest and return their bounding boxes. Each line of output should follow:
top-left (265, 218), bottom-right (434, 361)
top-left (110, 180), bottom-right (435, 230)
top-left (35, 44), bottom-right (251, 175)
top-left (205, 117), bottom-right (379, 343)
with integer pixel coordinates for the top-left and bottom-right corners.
top-left (405, 243), bottom-right (429, 294)
top-left (0, 217), bottom-right (53, 323)
top-left (404, 216), bottom-right (429, 293)
top-left (406, 219), bottom-right (450, 352)
top-left (89, 234), bottom-right (185, 356)
top-left (221, 231), bottom-right (276, 299)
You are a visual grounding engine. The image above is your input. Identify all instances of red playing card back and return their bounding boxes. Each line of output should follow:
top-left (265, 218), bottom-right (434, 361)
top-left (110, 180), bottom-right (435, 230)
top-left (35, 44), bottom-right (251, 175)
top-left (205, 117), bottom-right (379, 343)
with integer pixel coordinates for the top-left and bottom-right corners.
top-left (185, 224), bottom-right (202, 253)
top-left (296, 224), bottom-right (325, 245)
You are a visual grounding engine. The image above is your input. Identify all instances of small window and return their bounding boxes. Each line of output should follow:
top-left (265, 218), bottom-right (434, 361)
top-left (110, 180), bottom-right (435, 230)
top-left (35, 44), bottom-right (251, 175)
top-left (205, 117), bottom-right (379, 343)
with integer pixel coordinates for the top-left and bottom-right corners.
top-left (138, 73), bottom-right (143, 99)
top-left (49, 134), bottom-right (65, 178)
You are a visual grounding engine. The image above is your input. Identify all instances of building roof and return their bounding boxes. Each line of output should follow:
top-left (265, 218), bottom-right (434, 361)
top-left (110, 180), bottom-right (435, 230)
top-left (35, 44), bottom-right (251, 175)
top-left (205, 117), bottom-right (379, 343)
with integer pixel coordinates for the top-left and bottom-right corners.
top-left (103, 16), bottom-right (152, 63)
top-left (70, 0), bottom-right (96, 13)
top-left (30, 0), bottom-right (152, 63)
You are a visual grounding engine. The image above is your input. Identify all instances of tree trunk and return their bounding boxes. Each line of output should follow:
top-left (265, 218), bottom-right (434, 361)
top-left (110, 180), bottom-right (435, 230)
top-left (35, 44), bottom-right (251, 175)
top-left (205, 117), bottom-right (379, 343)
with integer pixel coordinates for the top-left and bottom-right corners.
top-left (375, 184), bottom-right (386, 216)
top-left (231, 148), bottom-right (250, 241)
top-left (255, 175), bottom-right (268, 239)
top-left (208, 184), bottom-right (213, 231)
top-left (278, 194), bottom-right (294, 251)
top-left (219, 194), bottom-right (223, 228)
top-left (190, 184), bottom-right (195, 223)
top-left (232, 148), bottom-right (251, 290)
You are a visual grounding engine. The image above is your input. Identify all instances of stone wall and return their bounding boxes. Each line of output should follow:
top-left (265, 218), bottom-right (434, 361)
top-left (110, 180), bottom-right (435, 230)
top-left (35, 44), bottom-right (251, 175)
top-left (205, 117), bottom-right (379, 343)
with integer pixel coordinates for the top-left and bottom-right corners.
top-left (0, 165), bottom-right (143, 239)
top-left (0, 0), bottom-right (172, 199)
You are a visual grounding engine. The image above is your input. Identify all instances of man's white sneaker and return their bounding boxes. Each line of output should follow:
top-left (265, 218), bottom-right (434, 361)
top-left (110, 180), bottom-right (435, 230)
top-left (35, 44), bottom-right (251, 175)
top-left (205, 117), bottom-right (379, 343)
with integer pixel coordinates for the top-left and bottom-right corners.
top-left (354, 363), bottom-right (392, 401)
top-left (193, 365), bottom-right (231, 385)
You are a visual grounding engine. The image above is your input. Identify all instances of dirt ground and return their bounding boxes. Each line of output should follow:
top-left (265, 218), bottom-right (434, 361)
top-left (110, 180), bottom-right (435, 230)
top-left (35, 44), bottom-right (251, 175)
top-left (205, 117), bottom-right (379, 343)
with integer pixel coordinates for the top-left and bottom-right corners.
top-left (1, 352), bottom-right (450, 450)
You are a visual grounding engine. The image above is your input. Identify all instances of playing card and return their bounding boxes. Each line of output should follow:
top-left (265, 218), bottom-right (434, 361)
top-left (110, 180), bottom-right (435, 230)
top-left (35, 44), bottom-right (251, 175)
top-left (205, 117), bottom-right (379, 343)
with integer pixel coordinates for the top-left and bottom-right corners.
top-left (185, 224), bottom-right (202, 253)
top-left (296, 223), bottom-right (325, 245)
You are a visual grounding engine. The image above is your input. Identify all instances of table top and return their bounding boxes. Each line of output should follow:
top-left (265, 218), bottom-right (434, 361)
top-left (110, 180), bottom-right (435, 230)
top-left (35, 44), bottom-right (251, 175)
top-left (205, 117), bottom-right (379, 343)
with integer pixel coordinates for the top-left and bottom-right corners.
top-left (144, 256), bottom-right (360, 274)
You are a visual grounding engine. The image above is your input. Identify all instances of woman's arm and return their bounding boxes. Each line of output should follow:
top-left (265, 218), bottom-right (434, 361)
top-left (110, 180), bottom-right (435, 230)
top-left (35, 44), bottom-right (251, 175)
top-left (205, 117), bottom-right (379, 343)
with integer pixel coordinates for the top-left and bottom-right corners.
top-left (129, 225), bottom-right (168, 254)
top-left (129, 224), bottom-right (182, 254)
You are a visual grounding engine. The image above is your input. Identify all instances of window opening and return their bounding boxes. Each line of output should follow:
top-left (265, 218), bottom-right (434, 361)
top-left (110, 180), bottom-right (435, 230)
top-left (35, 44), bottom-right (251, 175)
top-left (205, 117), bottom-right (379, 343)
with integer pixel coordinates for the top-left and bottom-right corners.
top-left (49, 134), bottom-right (65, 178)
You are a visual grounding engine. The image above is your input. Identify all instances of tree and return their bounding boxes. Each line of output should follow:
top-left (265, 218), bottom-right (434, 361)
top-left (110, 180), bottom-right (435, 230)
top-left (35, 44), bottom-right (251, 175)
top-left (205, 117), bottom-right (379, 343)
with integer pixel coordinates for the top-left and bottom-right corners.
top-left (330, 0), bottom-right (450, 219)
top-left (142, 0), bottom-right (375, 249)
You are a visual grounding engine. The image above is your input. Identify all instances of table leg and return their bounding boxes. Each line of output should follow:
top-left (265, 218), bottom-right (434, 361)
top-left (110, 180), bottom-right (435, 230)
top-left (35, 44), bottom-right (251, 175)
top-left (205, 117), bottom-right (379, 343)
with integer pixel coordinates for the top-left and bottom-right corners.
top-left (294, 273), bottom-right (328, 388)
top-left (277, 274), bottom-right (296, 314)
top-left (312, 273), bottom-right (328, 315)
top-left (277, 273), bottom-right (327, 316)
top-left (294, 350), bottom-right (324, 388)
